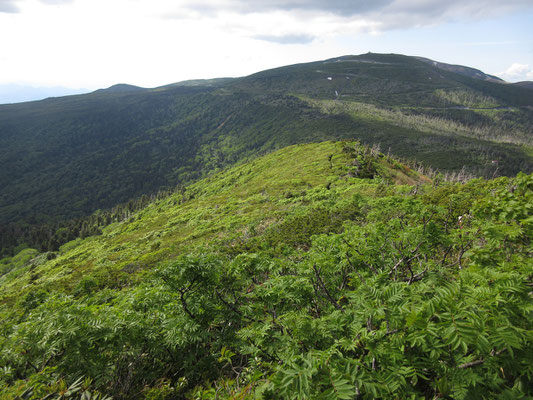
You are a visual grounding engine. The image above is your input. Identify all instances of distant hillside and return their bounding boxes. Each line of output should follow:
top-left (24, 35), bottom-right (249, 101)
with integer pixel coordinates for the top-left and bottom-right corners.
top-left (514, 81), bottom-right (533, 89)
top-left (0, 53), bottom-right (532, 228)
top-left (415, 56), bottom-right (504, 83)
top-left (162, 77), bottom-right (235, 88)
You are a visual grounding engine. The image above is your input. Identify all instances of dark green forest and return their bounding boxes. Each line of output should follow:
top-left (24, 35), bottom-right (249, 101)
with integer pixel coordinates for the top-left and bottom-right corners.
top-left (0, 141), bottom-right (532, 399)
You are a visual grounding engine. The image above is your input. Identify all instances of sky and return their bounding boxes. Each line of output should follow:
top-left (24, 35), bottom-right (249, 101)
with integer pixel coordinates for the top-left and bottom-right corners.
top-left (0, 0), bottom-right (532, 96)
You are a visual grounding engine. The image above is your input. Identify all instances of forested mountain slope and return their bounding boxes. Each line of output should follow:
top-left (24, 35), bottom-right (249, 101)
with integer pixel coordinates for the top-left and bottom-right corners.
top-left (0, 141), bottom-right (531, 399)
top-left (1, 53), bottom-right (532, 230)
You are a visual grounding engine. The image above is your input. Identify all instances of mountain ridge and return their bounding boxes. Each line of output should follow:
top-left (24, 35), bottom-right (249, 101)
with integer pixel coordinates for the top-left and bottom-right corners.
top-left (414, 56), bottom-right (504, 83)
top-left (514, 81), bottom-right (533, 89)
top-left (0, 52), bottom-right (531, 229)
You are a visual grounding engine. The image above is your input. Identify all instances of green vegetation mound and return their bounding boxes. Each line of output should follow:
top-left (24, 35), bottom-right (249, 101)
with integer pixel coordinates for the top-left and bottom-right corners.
top-left (0, 141), bottom-right (531, 399)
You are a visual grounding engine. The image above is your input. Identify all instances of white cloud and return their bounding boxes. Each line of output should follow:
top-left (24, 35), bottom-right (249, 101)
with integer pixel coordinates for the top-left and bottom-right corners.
top-left (148, 0), bottom-right (533, 45)
top-left (0, 0), bottom-right (72, 13)
top-left (361, 0), bottom-right (533, 31)
top-left (253, 34), bottom-right (316, 45)
top-left (496, 63), bottom-right (533, 82)
top-left (0, 0), bottom-right (18, 13)
top-left (3, 0), bottom-right (531, 46)
top-left (164, 0), bottom-right (532, 31)
top-left (171, 0), bottom-right (532, 20)
top-left (177, 0), bottom-right (392, 17)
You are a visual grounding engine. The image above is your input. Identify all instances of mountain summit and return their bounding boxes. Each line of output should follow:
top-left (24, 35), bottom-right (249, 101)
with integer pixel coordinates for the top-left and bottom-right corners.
top-left (95, 83), bottom-right (146, 93)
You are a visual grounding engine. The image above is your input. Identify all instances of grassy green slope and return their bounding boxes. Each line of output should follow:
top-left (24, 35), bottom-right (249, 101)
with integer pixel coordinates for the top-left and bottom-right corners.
top-left (0, 141), bottom-right (422, 303)
top-left (0, 141), bottom-right (531, 399)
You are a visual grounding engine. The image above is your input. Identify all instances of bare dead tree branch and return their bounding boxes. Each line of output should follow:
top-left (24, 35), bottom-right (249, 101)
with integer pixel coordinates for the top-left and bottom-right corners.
top-left (408, 268), bottom-right (428, 284)
top-left (179, 290), bottom-right (196, 320)
top-left (215, 290), bottom-right (257, 322)
top-left (342, 238), bottom-right (378, 274)
top-left (345, 252), bottom-right (366, 284)
top-left (458, 349), bottom-right (506, 369)
top-left (313, 264), bottom-right (344, 312)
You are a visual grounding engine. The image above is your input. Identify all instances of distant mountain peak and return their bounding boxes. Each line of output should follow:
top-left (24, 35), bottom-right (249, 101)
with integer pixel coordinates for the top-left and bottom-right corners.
top-left (96, 83), bottom-right (145, 93)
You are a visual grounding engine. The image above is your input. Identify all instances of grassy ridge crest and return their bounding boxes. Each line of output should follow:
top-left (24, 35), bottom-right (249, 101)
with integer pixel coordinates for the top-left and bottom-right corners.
top-left (0, 141), bottom-right (531, 399)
